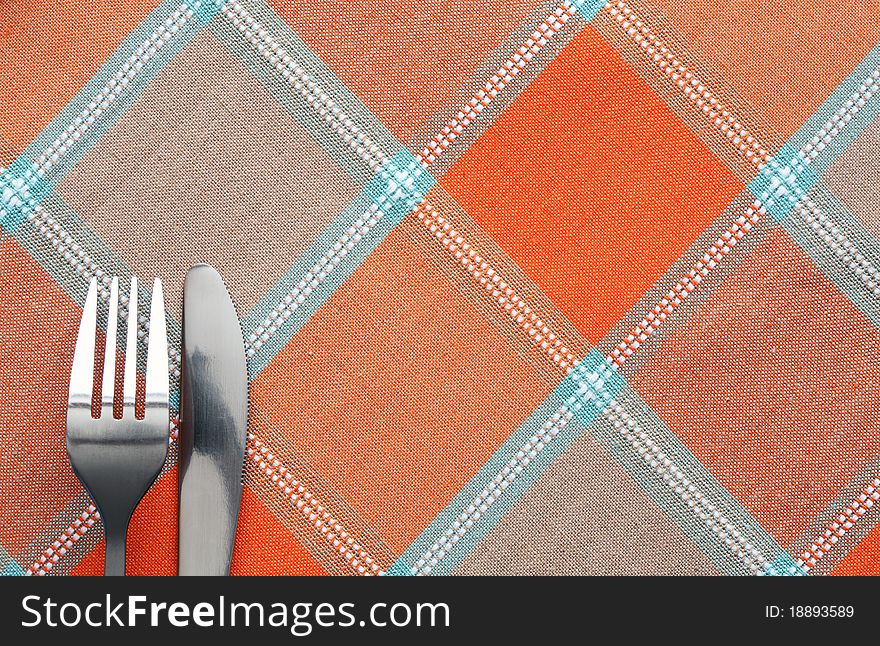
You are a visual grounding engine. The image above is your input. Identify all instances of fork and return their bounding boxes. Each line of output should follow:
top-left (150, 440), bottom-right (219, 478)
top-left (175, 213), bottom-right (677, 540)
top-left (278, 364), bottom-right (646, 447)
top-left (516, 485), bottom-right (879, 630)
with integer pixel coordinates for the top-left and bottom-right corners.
top-left (66, 276), bottom-right (169, 576)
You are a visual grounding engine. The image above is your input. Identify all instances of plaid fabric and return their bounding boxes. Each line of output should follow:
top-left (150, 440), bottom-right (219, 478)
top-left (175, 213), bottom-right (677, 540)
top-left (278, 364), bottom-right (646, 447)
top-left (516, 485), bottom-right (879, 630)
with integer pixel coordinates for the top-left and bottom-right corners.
top-left (2, 0), bottom-right (880, 576)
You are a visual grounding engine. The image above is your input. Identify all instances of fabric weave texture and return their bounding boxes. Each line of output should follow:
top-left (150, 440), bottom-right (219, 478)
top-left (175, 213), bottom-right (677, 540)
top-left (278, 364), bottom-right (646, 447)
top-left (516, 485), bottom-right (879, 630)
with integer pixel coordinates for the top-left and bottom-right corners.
top-left (2, 0), bottom-right (880, 576)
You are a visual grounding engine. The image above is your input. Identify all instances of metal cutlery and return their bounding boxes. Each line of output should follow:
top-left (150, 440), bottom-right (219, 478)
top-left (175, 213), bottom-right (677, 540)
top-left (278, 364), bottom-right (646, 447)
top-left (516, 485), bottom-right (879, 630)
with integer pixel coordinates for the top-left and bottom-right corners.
top-left (66, 276), bottom-right (169, 576)
top-left (178, 264), bottom-right (248, 576)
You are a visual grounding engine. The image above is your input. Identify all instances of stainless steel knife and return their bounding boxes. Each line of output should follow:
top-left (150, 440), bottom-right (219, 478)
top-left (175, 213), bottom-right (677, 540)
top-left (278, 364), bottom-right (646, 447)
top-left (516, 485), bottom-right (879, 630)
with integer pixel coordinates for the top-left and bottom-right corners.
top-left (179, 264), bottom-right (248, 575)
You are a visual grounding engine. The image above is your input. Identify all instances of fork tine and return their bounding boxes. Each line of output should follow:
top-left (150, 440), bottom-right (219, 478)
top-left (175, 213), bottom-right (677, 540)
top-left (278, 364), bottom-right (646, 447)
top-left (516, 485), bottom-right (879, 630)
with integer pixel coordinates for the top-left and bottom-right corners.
top-left (145, 277), bottom-right (169, 411)
top-left (123, 276), bottom-right (138, 413)
top-left (68, 278), bottom-right (98, 411)
top-left (100, 277), bottom-right (119, 416)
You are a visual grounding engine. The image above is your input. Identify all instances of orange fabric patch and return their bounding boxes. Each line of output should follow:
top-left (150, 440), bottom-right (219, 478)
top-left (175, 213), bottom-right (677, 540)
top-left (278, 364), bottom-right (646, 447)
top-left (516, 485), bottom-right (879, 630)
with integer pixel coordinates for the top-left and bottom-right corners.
top-left (69, 468), bottom-right (177, 576)
top-left (267, 0), bottom-right (536, 143)
top-left (0, 238), bottom-right (86, 563)
top-left (252, 227), bottom-right (551, 553)
top-left (831, 523), bottom-right (880, 576)
top-left (443, 26), bottom-right (743, 343)
top-left (125, 467), bottom-right (177, 576)
top-left (69, 540), bottom-right (102, 576)
top-left (0, 0), bottom-right (159, 153)
top-left (230, 488), bottom-right (327, 576)
top-left (647, 0), bottom-right (880, 138)
top-left (631, 230), bottom-right (880, 549)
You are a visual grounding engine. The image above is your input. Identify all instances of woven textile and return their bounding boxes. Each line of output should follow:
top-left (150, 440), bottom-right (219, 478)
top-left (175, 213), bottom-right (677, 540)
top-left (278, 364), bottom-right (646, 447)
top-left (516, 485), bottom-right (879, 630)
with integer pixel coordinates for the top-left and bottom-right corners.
top-left (2, 0), bottom-right (880, 576)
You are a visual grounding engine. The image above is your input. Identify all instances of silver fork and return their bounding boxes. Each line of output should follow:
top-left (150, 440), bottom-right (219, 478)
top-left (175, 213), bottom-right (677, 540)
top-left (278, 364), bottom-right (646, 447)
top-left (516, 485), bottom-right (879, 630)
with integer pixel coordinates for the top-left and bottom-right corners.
top-left (66, 276), bottom-right (170, 576)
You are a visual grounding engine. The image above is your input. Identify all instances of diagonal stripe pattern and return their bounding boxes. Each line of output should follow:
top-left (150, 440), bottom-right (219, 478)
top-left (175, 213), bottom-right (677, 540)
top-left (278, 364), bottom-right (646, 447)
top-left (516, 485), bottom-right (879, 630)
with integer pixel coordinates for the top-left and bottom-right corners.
top-left (2, 0), bottom-right (880, 577)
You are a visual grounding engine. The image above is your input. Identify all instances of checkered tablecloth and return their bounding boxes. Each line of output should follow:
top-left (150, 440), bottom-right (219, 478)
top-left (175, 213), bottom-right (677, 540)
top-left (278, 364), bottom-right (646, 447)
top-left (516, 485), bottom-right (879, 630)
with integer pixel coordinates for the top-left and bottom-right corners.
top-left (2, 0), bottom-right (880, 576)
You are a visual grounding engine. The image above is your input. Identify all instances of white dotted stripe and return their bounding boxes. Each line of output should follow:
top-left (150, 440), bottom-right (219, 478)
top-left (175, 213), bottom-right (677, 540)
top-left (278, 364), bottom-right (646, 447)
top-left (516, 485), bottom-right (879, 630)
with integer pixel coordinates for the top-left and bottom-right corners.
top-left (608, 39), bottom-right (880, 367)
top-left (608, 1), bottom-right (769, 167)
top-left (25, 417), bottom-right (179, 575)
top-left (414, 360), bottom-right (616, 575)
top-left (11, 0), bottom-right (402, 374)
top-left (246, 198), bottom-right (383, 356)
top-left (798, 478), bottom-right (880, 571)
top-left (25, 205), bottom-right (182, 378)
top-left (10, 0), bottom-right (574, 580)
top-left (602, 401), bottom-right (775, 574)
top-left (217, 0), bottom-right (431, 357)
top-left (801, 67), bottom-right (880, 163)
top-left (35, 423), bottom-right (367, 575)
top-left (33, 5), bottom-right (192, 177)
top-left (413, 382), bottom-right (776, 575)
top-left (26, 505), bottom-right (100, 575)
top-left (221, 0), bottom-right (600, 360)
top-left (414, 408), bottom-right (572, 575)
top-left (610, 0), bottom-right (880, 314)
top-left (221, 1), bottom-right (387, 172)
top-left (407, 198), bottom-right (774, 572)
top-left (616, 8), bottom-right (765, 162)
top-left (792, 65), bottom-right (880, 296)
top-left (11, 0), bottom-right (428, 578)
top-left (611, 176), bottom-right (880, 371)
top-left (16, 0), bottom-right (880, 579)
top-left (609, 203), bottom-right (762, 367)
top-left (415, 201), bottom-right (578, 371)
top-left (246, 158), bottom-right (427, 357)
top-left (796, 197), bottom-right (880, 295)
top-left (1, 7), bottom-right (190, 225)
top-left (418, 1), bottom-right (577, 166)
top-left (248, 434), bottom-right (383, 575)
top-left (404, 194), bottom-right (784, 574)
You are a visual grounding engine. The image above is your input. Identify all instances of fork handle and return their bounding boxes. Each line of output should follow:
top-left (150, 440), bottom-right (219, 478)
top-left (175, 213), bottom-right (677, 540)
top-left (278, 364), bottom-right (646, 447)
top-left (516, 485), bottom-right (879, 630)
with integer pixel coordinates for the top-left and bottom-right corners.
top-left (104, 527), bottom-right (127, 576)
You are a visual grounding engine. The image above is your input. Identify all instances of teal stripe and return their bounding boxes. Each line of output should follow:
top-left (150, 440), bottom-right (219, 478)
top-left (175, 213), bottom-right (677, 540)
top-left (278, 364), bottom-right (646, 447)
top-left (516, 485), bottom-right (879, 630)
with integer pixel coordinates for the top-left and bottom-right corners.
top-left (743, 44), bottom-right (880, 226)
top-left (788, 43), bottom-right (880, 176)
top-left (746, 143), bottom-right (819, 222)
top-left (0, 160), bottom-right (51, 232)
top-left (776, 181), bottom-right (880, 331)
top-left (590, 385), bottom-right (800, 576)
top-left (762, 551), bottom-right (807, 577)
top-left (184, 0), bottom-right (225, 23)
top-left (243, 149), bottom-right (436, 376)
top-left (571, 0), bottom-right (607, 22)
top-left (0, 562), bottom-right (25, 576)
top-left (392, 41), bottom-right (880, 572)
top-left (11, 0), bottom-right (205, 215)
top-left (4, 0), bottom-right (869, 578)
top-left (208, 0), bottom-right (401, 188)
top-left (739, 43), bottom-right (880, 341)
top-left (390, 350), bottom-right (624, 576)
top-left (392, 349), bottom-right (799, 576)
top-left (0, 547), bottom-right (25, 576)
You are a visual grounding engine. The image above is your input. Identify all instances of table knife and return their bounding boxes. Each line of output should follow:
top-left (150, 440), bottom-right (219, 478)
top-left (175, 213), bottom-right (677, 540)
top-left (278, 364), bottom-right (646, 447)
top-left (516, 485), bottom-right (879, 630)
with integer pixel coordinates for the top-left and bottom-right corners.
top-left (179, 264), bottom-right (248, 575)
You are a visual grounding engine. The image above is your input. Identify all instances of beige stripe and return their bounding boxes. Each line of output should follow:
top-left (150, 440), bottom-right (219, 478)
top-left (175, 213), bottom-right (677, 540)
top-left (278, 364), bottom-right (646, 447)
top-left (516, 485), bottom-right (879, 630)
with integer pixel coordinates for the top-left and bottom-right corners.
top-left (55, 30), bottom-right (360, 318)
top-left (454, 431), bottom-right (720, 575)
top-left (824, 114), bottom-right (880, 238)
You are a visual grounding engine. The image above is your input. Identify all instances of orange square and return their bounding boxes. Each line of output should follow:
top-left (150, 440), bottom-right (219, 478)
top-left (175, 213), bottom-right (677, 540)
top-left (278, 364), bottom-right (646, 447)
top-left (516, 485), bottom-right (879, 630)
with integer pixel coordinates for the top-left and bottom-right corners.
top-left (442, 26), bottom-right (743, 344)
top-left (251, 227), bottom-right (553, 553)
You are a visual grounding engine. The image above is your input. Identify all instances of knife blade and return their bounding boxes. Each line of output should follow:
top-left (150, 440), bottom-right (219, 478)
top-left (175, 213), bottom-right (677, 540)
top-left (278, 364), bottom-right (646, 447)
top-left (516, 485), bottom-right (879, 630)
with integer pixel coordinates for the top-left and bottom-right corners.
top-left (179, 264), bottom-right (248, 575)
